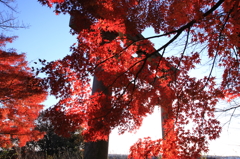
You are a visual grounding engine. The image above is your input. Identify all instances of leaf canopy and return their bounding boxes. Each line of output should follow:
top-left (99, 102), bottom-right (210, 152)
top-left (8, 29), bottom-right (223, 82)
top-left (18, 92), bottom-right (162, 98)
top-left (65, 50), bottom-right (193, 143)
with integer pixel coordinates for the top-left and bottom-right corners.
top-left (37, 0), bottom-right (240, 158)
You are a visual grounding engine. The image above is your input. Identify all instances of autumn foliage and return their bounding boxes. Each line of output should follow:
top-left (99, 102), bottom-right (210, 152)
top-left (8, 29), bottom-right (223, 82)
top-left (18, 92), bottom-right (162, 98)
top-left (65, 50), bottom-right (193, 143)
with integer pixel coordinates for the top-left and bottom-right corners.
top-left (0, 35), bottom-right (47, 148)
top-left (38, 0), bottom-right (239, 158)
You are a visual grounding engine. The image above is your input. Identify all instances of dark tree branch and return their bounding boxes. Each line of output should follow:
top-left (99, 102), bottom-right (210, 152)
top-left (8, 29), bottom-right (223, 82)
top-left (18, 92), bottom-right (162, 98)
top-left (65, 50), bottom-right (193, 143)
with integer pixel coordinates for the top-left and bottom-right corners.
top-left (215, 105), bottom-right (240, 112)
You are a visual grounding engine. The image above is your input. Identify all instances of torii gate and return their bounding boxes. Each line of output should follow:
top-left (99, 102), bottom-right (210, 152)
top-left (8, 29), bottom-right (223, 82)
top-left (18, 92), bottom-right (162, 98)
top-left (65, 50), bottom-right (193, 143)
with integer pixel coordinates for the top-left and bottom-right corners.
top-left (69, 13), bottom-right (178, 159)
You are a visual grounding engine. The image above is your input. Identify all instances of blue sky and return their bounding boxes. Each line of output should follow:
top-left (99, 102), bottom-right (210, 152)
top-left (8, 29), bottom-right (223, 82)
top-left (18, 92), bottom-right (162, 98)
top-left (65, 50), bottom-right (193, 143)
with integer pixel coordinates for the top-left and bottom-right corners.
top-left (2, 0), bottom-right (240, 156)
top-left (4, 0), bottom-right (75, 63)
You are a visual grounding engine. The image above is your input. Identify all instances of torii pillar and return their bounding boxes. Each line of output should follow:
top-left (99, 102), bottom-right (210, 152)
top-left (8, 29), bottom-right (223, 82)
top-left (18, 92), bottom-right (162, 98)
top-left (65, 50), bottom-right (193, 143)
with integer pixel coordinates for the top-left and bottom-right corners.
top-left (83, 76), bottom-right (110, 159)
top-left (69, 15), bottom-right (176, 159)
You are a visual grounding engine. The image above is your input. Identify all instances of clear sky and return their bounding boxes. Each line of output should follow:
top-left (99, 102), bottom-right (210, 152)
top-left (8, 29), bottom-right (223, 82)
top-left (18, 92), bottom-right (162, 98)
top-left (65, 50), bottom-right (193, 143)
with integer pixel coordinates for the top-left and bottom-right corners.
top-left (3, 0), bottom-right (240, 156)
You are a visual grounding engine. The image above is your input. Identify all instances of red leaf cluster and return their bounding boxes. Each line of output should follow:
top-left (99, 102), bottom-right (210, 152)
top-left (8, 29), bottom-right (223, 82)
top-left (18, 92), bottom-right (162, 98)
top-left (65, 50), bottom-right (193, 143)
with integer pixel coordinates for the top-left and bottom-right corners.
top-left (0, 35), bottom-right (47, 148)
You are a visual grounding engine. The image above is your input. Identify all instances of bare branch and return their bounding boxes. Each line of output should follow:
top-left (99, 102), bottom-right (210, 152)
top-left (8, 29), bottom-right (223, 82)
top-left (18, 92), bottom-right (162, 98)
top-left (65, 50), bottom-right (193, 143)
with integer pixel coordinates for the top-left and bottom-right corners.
top-left (0, 0), bottom-right (28, 30)
top-left (0, 0), bottom-right (17, 12)
top-left (215, 105), bottom-right (240, 112)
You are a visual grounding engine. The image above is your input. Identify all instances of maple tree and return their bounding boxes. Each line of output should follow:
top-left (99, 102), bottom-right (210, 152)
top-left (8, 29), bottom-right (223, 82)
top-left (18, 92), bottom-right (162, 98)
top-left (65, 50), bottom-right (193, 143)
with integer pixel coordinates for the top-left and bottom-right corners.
top-left (37, 0), bottom-right (239, 158)
top-left (0, 35), bottom-right (47, 148)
